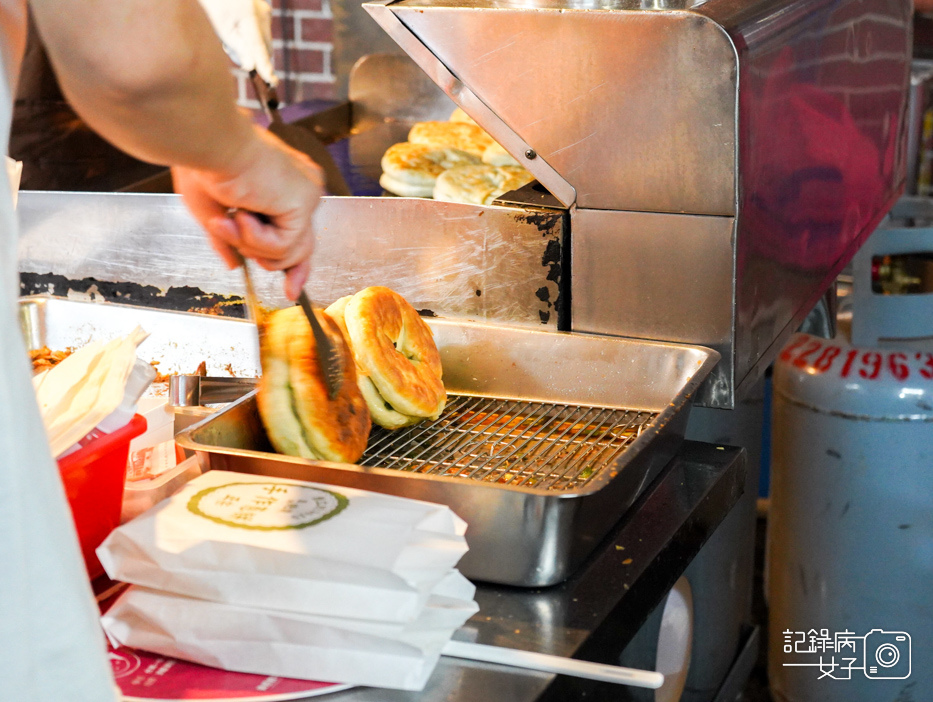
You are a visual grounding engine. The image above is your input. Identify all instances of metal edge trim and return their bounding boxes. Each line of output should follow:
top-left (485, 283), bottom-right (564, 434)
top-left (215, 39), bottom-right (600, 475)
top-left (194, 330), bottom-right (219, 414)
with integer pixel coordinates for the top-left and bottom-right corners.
top-left (18, 293), bottom-right (255, 325)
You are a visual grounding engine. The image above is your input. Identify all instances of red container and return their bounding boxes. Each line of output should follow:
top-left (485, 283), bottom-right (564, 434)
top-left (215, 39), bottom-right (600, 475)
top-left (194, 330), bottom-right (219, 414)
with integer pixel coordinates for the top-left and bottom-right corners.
top-left (57, 414), bottom-right (147, 579)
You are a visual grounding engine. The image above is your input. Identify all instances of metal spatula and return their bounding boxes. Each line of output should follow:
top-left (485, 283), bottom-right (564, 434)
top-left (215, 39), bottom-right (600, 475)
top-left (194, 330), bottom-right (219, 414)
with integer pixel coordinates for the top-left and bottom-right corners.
top-left (250, 71), bottom-right (351, 197)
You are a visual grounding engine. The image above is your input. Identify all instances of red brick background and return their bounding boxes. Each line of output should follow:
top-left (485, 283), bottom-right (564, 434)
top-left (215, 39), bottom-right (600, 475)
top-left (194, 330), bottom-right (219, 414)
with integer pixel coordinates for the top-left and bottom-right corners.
top-left (232, 0), bottom-right (336, 111)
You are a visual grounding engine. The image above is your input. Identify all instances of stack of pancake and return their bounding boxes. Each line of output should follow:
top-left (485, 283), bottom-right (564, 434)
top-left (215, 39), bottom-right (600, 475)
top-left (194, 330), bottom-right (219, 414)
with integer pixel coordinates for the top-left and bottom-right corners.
top-left (379, 108), bottom-right (535, 205)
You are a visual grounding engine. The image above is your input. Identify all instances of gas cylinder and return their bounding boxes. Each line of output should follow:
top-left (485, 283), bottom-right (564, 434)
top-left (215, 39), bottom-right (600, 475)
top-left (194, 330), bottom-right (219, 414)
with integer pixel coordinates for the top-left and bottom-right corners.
top-left (768, 332), bottom-right (933, 702)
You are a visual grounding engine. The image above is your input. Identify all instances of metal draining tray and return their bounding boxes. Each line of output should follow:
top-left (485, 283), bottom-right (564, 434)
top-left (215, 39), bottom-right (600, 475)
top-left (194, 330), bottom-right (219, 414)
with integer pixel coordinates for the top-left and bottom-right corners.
top-left (179, 320), bottom-right (719, 586)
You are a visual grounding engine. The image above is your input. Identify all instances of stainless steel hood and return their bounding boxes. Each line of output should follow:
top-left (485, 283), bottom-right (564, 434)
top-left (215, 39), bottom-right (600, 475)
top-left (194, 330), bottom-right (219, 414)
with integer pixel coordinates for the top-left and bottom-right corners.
top-left (367, 0), bottom-right (737, 215)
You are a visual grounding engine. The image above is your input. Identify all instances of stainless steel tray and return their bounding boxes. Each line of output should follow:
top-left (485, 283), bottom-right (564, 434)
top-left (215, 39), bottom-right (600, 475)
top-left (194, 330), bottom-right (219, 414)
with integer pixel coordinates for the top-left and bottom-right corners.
top-left (178, 320), bottom-right (719, 586)
top-left (19, 295), bottom-right (260, 378)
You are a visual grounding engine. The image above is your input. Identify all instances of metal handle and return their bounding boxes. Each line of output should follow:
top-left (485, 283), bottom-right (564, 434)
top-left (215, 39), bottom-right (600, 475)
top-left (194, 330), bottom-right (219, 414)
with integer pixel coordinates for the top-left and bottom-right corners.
top-left (169, 375), bottom-right (257, 407)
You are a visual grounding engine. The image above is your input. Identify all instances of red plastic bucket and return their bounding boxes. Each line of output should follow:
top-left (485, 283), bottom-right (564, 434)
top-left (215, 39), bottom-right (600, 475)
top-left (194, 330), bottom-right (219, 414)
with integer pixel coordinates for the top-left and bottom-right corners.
top-left (57, 414), bottom-right (147, 579)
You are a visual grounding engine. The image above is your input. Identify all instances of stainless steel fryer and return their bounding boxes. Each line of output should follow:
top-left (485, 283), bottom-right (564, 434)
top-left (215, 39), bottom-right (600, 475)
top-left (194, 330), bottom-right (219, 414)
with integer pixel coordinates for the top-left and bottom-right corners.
top-left (177, 319), bottom-right (719, 586)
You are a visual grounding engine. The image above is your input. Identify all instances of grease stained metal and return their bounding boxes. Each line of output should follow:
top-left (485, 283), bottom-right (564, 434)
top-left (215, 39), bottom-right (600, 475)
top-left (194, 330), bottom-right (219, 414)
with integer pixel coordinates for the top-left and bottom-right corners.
top-left (537, 235), bottom-right (563, 325)
top-left (515, 211), bottom-right (558, 235)
top-left (512, 210), bottom-right (563, 326)
top-left (20, 272), bottom-right (247, 316)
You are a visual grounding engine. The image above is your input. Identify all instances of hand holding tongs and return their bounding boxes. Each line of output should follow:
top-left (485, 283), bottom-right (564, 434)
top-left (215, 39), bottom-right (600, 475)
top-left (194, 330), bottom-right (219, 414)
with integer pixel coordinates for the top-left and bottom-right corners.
top-left (248, 71), bottom-right (350, 197)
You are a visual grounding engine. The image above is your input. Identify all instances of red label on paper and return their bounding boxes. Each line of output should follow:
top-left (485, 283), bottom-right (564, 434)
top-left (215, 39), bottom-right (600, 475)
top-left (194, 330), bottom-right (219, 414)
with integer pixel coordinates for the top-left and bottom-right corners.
top-left (109, 644), bottom-right (349, 701)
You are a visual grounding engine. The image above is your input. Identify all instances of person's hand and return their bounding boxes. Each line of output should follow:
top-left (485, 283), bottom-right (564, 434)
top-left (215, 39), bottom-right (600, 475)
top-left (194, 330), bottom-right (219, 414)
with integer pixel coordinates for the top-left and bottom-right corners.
top-left (172, 124), bottom-right (325, 300)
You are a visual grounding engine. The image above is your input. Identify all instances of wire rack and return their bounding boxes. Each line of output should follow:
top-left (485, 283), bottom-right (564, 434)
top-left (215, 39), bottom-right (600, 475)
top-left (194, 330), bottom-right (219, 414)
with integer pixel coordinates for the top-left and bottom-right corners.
top-left (360, 394), bottom-right (658, 491)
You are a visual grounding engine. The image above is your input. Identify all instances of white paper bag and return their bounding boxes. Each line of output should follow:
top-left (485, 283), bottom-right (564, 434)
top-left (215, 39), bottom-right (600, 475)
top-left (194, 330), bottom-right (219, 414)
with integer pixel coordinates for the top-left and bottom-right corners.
top-left (98, 471), bottom-right (470, 623)
top-left (101, 571), bottom-right (478, 691)
top-left (33, 326), bottom-right (152, 457)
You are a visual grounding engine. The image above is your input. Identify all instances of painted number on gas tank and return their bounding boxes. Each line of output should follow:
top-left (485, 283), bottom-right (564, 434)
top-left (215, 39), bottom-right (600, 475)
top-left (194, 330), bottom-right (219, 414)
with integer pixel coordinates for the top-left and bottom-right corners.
top-left (780, 337), bottom-right (933, 383)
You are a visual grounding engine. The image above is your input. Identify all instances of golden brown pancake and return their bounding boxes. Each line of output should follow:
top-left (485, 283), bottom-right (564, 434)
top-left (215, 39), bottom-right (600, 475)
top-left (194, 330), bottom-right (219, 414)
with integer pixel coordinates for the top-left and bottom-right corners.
top-left (433, 165), bottom-right (506, 206)
top-left (482, 141), bottom-right (521, 167)
top-left (433, 164), bottom-right (536, 205)
top-left (326, 288), bottom-right (445, 429)
top-left (408, 121), bottom-right (494, 158)
top-left (380, 142), bottom-right (480, 197)
top-left (498, 165), bottom-right (535, 192)
top-left (257, 305), bottom-right (371, 462)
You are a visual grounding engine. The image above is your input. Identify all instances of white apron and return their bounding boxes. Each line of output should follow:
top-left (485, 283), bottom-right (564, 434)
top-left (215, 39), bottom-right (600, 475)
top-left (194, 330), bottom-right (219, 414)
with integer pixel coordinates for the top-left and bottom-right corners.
top-left (0, 2), bottom-right (118, 699)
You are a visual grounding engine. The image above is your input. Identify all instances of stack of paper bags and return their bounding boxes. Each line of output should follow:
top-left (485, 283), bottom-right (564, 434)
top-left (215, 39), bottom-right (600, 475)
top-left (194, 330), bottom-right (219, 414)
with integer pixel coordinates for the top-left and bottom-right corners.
top-left (98, 470), bottom-right (478, 690)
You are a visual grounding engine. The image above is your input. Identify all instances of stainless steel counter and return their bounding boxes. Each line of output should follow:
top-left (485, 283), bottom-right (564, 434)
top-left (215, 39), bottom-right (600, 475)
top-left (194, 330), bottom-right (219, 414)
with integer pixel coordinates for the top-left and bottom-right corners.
top-left (319, 441), bottom-right (746, 702)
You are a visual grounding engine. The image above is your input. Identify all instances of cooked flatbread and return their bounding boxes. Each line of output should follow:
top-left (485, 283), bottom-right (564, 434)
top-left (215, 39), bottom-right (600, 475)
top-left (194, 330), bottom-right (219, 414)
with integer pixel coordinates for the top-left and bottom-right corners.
top-left (257, 305), bottom-right (371, 463)
top-left (434, 164), bottom-right (536, 205)
top-left (378, 173), bottom-right (434, 198)
top-left (449, 107), bottom-right (478, 125)
top-left (433, 164), bottom-right (505, 206)
top-left (482, 141), bottom-right (521, 167)
top-left (380, 142), bottom-right (480, 196)
top-left (326, 288), bottom-right (445, 428)
top-left (408, 121), bottom-right (494, 158)
top-left (498, 165), bottom-right (535, 192)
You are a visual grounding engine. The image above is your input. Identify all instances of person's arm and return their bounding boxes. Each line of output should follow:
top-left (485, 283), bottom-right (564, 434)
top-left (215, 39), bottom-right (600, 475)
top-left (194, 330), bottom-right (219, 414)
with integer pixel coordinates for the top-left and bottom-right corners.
top-left (28, 0), bottom-right (324, 299)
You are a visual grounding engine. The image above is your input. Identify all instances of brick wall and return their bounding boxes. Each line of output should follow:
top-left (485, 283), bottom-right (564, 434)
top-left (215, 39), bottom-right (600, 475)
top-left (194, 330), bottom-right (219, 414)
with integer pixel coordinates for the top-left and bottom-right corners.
top-left (232, 0), bottom-right (336, 111)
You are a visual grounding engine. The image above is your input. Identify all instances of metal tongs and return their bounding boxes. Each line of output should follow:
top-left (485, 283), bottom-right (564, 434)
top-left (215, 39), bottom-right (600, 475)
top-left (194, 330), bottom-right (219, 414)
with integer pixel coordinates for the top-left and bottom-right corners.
top-left (238, 253), bottom-right (343, 399)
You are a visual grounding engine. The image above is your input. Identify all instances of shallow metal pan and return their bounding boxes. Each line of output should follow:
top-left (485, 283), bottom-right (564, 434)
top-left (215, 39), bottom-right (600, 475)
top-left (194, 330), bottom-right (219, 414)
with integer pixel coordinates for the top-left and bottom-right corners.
top-left (178, 320), bottom-right (719, 586)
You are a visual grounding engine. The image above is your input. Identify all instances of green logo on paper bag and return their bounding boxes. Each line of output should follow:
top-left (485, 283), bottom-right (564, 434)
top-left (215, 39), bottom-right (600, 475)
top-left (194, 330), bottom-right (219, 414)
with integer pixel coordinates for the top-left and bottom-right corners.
top-left (187, 482), bottom-right (348, 530)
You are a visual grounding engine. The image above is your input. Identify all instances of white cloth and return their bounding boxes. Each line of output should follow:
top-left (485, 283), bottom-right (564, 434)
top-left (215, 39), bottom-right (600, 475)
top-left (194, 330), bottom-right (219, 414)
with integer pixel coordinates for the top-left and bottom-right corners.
top-left (197, 0), bottom-right (276, 86)
top-left (0, 2), bottom-right (118, 699)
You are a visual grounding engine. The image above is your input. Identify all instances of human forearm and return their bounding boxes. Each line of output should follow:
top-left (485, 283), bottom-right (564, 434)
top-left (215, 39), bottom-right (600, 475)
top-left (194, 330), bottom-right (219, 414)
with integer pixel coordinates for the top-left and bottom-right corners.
top-left (29, 0), bottom-right (255, 173)
top-left (29, 0), bottom-right (325, 299)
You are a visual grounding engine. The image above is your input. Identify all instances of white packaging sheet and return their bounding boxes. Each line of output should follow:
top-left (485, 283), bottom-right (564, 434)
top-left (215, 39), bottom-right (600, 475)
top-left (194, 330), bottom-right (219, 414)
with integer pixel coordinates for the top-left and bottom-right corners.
top-left (101, 571), bottom-right (478, 691)
top-left (97, 471), bottom-right (470, 623)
